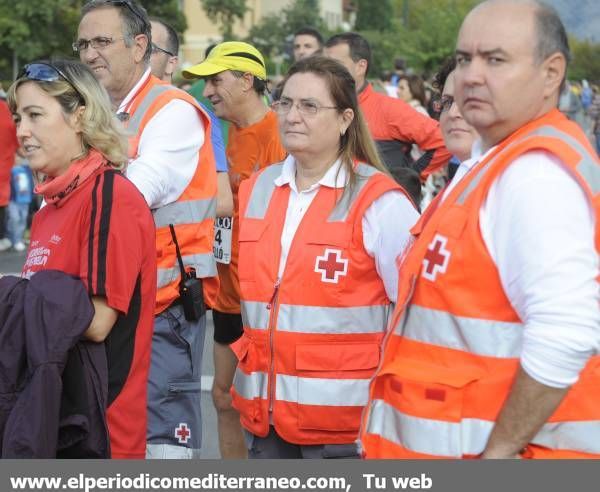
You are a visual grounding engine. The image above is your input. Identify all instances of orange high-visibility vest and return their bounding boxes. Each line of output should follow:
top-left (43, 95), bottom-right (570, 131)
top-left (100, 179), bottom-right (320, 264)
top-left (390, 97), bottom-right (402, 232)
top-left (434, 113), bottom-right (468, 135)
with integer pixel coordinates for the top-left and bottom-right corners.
top-left (361, 109), bottom-right (600, 459)
top-left (126, 75), bottom-right (218, 314)
top-left (231, 162), bottom-right (408, 445)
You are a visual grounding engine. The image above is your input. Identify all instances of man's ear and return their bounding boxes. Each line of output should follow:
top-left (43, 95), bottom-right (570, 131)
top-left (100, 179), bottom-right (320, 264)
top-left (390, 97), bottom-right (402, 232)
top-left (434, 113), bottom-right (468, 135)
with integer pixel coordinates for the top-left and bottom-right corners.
top-left (166, 55), bottom-right (179, 79)
top-left (542, 52), bottom-right (566, 98)
top-left (133, 34), bottom-right (149, 64)
top-left (357, 59), bottom-right (368, 79)
top-left (241, 72), bottom-right (255, 92)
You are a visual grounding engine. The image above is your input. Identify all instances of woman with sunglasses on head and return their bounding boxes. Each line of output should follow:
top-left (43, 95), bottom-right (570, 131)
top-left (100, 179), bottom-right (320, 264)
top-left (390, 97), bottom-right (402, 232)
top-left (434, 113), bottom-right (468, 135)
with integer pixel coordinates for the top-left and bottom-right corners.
top-left (8, 59), bottom-right (156, 459)
top-left (231, 56), bottom-right (419, 458)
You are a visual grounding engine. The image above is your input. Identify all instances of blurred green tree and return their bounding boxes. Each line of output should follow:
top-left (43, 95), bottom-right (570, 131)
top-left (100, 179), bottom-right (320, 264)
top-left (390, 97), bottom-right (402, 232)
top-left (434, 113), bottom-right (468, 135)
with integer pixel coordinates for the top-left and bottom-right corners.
top-left (569, 37), bottom-right (600, 83)
top-left (246, 0), bottom-right (328, 75)
top-left (389, 0), bottom-right (478, 76)
top-left (200, 0), bottom-right (247, 40)
top-left (143, 0), bottom-right (187, 36)
top-left (355, 0), bottom-right (393, 32)
top-left (0, 0), bottom-right (186, 81)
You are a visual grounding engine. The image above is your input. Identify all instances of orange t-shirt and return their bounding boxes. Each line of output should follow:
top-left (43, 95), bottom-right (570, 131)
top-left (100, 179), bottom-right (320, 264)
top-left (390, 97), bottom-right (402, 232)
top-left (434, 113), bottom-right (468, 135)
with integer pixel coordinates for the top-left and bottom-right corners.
top-left (214, 109), bottom-right (286, 313)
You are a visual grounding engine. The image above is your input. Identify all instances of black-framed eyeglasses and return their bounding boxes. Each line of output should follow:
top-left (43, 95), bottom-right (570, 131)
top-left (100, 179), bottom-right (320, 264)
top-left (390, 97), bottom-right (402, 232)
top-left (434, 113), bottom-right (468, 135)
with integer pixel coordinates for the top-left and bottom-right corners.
top-left (19, 62), bottom-right (84, 103)
top-left (272, 98), bottom-right (338, 116)
top-left (433, 95), bottom-right (455, 113)
top-left (152, 43), bottom-right (176, 57)
top-left (72, 36), bottom-right (126, 52)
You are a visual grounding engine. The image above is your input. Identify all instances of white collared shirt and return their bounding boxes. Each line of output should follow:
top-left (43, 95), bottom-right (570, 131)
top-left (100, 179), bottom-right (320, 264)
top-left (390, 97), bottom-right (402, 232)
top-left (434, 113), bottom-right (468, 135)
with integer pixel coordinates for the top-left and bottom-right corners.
top-left (273, 155), bottom-right (419, 302)
top-left (441, 140), bottom-right (600, 388)
top-left (121, 69), bottom-right (205, 209)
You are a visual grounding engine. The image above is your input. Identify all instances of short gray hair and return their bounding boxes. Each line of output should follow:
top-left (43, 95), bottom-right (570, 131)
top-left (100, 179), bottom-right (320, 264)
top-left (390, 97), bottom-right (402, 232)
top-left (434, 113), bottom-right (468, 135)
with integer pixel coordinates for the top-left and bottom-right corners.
top-left (533, 1), bottom-right (570, 91)
top-left (81, 0), bottom-right (152, 64)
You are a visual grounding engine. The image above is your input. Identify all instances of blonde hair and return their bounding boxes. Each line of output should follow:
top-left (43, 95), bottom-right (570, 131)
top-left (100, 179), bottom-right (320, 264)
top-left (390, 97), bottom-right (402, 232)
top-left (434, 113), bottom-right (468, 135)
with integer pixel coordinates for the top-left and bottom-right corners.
top-left (280, 56), bottom-right (388, 191)
top-left (7, 59), bottom-right (128, 168)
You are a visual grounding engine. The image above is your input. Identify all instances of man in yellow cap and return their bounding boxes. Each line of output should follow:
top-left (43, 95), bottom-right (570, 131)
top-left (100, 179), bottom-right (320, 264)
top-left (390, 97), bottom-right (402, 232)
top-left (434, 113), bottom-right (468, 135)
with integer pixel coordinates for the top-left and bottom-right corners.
top-left (183, 42), bottom-right (287, 459)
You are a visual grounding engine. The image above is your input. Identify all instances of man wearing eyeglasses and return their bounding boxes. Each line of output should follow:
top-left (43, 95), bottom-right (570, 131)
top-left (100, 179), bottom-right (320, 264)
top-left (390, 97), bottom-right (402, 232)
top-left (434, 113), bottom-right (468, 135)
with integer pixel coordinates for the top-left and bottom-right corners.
top-left (77, 0), bottom-right (219, 459)
top-left (182, 42), bottom-right (287, 459)
top-left (149, 18), bottom-right (178, 84)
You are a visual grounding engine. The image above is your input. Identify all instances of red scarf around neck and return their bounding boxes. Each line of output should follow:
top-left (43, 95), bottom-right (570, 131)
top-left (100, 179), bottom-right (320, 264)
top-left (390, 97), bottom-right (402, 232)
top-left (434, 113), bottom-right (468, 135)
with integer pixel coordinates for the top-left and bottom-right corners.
top-left (35, 149), bottom-right (107, 204)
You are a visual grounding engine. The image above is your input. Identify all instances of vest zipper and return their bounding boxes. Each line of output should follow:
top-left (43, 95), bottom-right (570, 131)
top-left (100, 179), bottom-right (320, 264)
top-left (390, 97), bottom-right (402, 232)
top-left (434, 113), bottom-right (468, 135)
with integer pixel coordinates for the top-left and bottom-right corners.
top-left (266, 277), bottom-right (281, 310)
top-left (267, 277), bottom-right (281, 413)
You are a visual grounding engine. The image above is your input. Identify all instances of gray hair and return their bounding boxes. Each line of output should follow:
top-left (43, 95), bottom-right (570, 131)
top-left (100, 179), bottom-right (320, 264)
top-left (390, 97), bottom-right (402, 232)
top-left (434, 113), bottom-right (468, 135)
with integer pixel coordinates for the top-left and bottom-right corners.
top-left (533, 2), bottom-right (570, 64)
top-left (533, 1), bottom-right (571, 93)
top-left (81, 0), bottom-right (152, 64)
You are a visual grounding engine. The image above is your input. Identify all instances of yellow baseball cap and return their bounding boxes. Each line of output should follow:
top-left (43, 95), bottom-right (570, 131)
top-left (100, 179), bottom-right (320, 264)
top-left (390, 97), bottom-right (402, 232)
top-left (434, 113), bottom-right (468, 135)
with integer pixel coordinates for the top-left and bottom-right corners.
top-left (183, 41), bottom-right (267, 81)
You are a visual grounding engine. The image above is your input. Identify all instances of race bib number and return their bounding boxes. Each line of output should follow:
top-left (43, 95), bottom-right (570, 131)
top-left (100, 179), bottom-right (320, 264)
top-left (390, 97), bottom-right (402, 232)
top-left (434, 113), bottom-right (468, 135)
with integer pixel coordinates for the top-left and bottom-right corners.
top-left (213, 216), bottom-right (233, 264)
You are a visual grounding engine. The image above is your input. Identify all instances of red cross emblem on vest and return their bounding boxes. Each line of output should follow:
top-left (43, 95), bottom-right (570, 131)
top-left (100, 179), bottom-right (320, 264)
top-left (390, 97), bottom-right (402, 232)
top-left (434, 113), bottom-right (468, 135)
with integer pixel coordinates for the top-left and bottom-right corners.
top-left (314, 248), bottom-right (348, 283)
top-left (422, 234), bottom-right (451, 281)
top-left (174, 423), bottom-right (191, 444)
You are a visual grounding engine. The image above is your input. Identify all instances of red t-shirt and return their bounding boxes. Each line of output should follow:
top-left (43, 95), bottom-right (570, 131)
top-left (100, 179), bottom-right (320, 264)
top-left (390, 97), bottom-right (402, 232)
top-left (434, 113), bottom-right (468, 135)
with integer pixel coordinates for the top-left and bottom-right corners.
top-left (23, 165), bottom-right (156, 459)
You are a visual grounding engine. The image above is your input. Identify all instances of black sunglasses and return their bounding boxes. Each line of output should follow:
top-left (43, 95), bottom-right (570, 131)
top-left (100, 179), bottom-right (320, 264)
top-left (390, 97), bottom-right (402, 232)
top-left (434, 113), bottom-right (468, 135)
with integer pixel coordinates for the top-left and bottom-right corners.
top-left (19, 62), bottom-right (84, 103)
top-left (152, 43), bottom-right (175, 58)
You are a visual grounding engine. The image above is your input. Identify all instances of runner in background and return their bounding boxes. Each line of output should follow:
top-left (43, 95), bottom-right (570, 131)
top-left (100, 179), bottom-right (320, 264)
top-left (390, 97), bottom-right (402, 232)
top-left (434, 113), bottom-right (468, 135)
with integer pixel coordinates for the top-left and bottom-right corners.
top-left (183, 42), bottom-right (287, 459)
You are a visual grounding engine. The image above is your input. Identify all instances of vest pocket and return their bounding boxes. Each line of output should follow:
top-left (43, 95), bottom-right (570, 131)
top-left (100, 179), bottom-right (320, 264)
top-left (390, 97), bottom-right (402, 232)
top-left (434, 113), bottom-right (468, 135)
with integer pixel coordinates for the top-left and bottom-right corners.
top-left (238, 220), bottom-right (268, 282)
top-left (294, 343), bottom-right (379, 431)
top-left (382, 359), bottom-right (481, 421)
top-left (379, 359), bottom-right (483, 457)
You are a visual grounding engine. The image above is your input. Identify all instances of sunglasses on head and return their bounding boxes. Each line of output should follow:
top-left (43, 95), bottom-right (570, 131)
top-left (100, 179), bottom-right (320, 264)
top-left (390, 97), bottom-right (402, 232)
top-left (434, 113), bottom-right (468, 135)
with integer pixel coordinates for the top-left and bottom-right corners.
top-left (20, 62), bottom-right (70, 84)
top-left (19, 62), bottom-right (84, 103)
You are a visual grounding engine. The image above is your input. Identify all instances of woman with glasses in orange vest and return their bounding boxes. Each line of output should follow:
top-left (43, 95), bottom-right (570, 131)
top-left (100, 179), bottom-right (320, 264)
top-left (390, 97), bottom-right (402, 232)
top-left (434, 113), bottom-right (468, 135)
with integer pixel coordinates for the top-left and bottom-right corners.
top-left (230, 56), bottom-right (420, 458)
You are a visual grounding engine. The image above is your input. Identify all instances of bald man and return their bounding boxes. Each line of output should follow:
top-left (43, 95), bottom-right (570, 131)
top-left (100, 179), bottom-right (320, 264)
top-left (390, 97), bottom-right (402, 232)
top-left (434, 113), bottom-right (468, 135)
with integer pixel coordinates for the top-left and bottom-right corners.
top-left (361, 0), bottom-right (600, 459)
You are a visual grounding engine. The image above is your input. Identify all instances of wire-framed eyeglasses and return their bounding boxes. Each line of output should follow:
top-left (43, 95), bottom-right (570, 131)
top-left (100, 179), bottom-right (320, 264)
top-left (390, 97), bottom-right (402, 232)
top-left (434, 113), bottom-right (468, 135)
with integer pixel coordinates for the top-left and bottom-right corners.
top-left (272, 97), bottom-right (338, 116)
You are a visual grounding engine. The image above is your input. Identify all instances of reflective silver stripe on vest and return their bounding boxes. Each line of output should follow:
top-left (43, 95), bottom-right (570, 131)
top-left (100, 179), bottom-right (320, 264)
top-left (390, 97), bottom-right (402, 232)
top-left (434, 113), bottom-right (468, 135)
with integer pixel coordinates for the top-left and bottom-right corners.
top-left (530, 125), bottom-right (600, 195)
top-left (233, 370), bottom-right (268, 400)
top-left (455, 151), bottom-right (501, 205)
top-left (530, 421), bottom-right (600, 454)
top-left (157, 253), bottom-right (217, 288)
top-left (244, 164), bottom-right (284, 219)
top-left (278, 304), bottom-right (389, 334)
top-left (367, 399), bottom-right (600, 456)
top-left (240, 300), bottom-right (270, 330)
top-left (240, 301), bottom-right (389, 334)
top-left (277, 374), bottom-right (370, 406)
top-left (398, 305), bottom-right (523, 358)
top-left (126, 84), bottom-right (172, 135)
top-left (328, 163), bottom-right (380, 222)
top-left (152, 198), bottom-right (216, 228)
top-left (457, 124), bottom-right (600, 205)
top-left (367, 399), bottom-right (493, 456)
